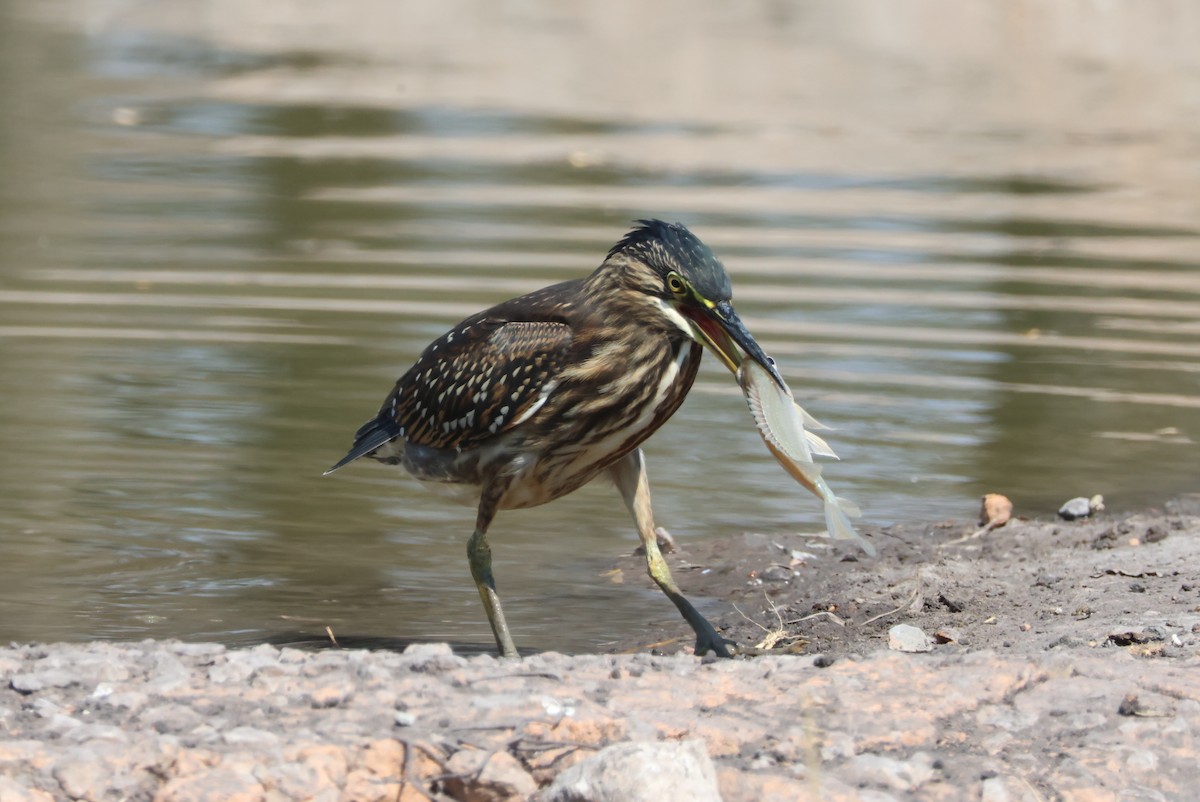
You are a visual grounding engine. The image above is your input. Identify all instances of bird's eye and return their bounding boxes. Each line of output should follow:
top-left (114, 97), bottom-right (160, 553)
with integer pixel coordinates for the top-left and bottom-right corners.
top-left (666, 273), bottom-right (686, 295)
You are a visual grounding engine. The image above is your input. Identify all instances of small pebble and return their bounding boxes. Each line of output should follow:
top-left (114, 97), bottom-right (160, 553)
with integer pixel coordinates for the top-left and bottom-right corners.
top-left (1058, 497), bottom-right (1093, 520)
top-left (979, 494), bottom-right (1013, 528)
top-left (760, 565), bottom-right (793, 582)
top-left (1060, 494), bottom-right (1104, 521)
top-left (888, 624), bottom-right (933, 653)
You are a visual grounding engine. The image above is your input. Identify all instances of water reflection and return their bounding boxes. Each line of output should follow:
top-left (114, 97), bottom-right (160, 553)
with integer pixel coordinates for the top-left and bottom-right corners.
top-left (0, 0), bottom-right (1197, 653)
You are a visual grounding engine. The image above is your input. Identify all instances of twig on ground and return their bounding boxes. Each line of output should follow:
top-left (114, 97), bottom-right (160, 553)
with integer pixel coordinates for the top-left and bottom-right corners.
top-left (734, 595), bottom-right (803, 650)
top-left (941, 519), bottom-right (1004, 547)
top-left (857, 570), bottom-right (924, 627)
top-left (785, 610), bottom-right (847, 628)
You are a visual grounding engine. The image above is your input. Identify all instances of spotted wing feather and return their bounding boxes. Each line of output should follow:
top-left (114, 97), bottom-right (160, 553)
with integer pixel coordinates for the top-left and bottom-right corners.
top-left (389, 318), bottom-right (572, 450)
top-left (326, 277), bottom-right (583, 474)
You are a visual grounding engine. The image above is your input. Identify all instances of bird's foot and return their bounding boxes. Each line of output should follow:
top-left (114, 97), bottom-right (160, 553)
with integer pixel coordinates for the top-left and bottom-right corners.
top-left (693, 626), bottom-right (736, 659)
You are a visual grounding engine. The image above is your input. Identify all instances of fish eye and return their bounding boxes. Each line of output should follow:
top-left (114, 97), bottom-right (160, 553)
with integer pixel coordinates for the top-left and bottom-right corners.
top-left (666, 272), bottom-right (686, 295)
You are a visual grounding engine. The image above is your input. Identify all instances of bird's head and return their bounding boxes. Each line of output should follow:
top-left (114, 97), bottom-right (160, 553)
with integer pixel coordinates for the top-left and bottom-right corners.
top-left (605, 219), bottom-right (786, 388)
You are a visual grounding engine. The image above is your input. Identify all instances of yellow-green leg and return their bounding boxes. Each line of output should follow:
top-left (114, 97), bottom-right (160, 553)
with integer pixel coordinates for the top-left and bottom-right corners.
top-left (610, 449), bottom-right (734, 658)
top-left (468, 501), bottom-right (519, 658)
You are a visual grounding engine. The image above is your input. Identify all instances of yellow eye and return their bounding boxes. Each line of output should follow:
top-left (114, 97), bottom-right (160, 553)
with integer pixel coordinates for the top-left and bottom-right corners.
top-left (666, 273), bottom-right (686, 294)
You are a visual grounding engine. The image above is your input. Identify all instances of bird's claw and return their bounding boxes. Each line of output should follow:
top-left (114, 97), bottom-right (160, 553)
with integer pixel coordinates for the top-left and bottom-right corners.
top-left (694, 631), bottom-right (737, 659)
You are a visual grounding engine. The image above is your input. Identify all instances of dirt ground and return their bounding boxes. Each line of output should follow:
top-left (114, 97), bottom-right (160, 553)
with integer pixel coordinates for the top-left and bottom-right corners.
top-left (615, 494), bottom-right (1200, 662)
top-left (1, 496), bottom-right (1197, 802)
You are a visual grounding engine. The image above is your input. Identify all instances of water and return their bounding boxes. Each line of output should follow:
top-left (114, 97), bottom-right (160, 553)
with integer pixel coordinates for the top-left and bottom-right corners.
top-left (1, 0), bottom-right (1197, 653)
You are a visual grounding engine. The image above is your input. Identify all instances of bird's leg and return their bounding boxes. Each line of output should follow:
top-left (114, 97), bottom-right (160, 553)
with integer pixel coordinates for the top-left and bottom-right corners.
top-left (467, 495), bottom-right (520, 659)
top-left (609, 449), bottom-right (734, 658)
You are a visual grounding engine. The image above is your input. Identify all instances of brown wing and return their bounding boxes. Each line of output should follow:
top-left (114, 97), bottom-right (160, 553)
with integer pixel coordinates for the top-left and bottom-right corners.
top-left (385, 317), bottom-right (573, 450)
top-left (326, 279), bottom-right (583, 473)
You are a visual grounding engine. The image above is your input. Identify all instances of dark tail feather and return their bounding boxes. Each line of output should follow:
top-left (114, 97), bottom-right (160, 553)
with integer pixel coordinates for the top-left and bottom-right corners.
top-left (324, 416), bottom-right (402, 475)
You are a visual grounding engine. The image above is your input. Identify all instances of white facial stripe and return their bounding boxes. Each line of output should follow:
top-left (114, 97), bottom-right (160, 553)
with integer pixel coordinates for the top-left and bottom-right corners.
top-left (655, 297), bottom-right (697, 339)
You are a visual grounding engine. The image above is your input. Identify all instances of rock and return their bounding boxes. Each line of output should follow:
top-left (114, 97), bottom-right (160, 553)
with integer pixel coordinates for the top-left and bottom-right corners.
top-left (91, 683), bottom-right (147, 710)
top-left (0, 777), bottom-right (57, 802)
top-left (848, 751), bottom-right (936, 791)
top-left (308, 683), bottom-right (355, 708)
top-left (1058, 497), bottom-right (1091, 520)
top-left (295, 744), bottom-right (349, 788)
top-left (980, 775), bottom-right (1032, 802)
top-left (760, 565), bottom-right (793, 582)
top-left (155, 768), bottom-right (266, 802)
top-left (1047, 635), bottom-right (1084, 649)
top-left (1143, 524), bottom-right (1169, 543)
top-left (540, 740), bottom-right (720, 802)
top-left (144, 652), bottom-right (191, 693)
top-left (138, 703), bottom-right (204, 734)
top-left (716, 767), bottom-right (815, 802)
top-left (252, 762), bottom-right (326, 801)
top-left (10, 670), bottom-right (76, 694)
top-left (52, 754), bottom-right (112, 800)
top-left (222, 726), bottom-right (280, 748)
top-left (400, 642), bottom-right (465, 672)
top-left (444, 748), bottom-right (538, 802)
top-left (888, 624), bottom-right (933, 653)
top-left (1059, 494), bottom-right (1104, 521)
top-left (979, 494), bottom-right (1013, 528)
top-left (933, 628), bottom-right (962, 644)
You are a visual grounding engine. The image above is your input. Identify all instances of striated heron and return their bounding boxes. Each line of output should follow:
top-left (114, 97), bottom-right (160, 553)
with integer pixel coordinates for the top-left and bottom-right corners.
top-left (326, 220), bottom-right (789, 658)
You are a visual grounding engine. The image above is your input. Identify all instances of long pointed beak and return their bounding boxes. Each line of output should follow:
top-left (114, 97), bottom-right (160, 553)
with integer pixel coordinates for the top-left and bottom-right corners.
top-left (683, 300), bottom-right (786, 389)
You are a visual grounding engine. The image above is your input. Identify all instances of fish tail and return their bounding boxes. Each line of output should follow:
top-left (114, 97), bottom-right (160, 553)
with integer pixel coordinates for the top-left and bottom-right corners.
top-left (834, 496), bottom-right (861, 517)
top-left (823, 495), bottom-right (876, 556)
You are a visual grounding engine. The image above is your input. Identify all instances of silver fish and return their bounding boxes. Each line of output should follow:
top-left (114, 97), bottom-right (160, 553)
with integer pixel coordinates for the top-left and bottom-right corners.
top-left (738, 359), bottom-right (875, 556)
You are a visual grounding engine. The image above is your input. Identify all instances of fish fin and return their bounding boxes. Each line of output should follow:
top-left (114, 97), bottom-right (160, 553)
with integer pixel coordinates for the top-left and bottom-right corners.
top-left (793, 401), bottom-right (834, 431)
top-left (805, 431), bottom-right (839, 460)
top-left (824, 499), bottom-right (875, 556)
top-left (834, 496), bottom-right (861, 517)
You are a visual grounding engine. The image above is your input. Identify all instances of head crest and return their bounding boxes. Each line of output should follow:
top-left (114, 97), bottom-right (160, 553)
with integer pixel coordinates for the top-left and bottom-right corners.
top-left (608, 219), bottom-right (732, 300)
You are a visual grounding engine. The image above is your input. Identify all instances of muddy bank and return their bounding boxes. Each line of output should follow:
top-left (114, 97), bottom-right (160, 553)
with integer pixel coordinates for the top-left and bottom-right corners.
top-left (1, 499), bottom-right (1198, 801)
top-left (616, 494), bottom-right (1200, 661)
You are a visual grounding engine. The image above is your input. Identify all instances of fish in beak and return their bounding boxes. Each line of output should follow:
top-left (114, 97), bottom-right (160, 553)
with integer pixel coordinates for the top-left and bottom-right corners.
top-left (680, 300), bottom-right (787, 389)
top-left (681, 295), bottom-right (876, 557)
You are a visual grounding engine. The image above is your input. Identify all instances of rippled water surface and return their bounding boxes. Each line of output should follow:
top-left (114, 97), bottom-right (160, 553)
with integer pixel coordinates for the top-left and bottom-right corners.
top-left (1, 1), bottom-right (1197, 652)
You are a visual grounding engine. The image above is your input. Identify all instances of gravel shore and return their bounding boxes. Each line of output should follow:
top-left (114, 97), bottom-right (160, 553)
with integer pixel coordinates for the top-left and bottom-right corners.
top-left (2, 501), bottom-right (1198, 801)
